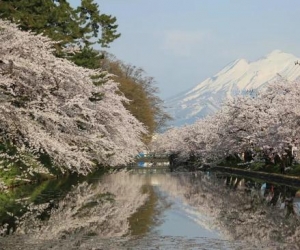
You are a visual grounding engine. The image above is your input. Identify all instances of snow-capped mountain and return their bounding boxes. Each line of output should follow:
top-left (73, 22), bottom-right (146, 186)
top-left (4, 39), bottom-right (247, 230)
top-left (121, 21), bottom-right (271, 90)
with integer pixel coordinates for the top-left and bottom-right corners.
top-left (165, 50), bottom-right (300, 127)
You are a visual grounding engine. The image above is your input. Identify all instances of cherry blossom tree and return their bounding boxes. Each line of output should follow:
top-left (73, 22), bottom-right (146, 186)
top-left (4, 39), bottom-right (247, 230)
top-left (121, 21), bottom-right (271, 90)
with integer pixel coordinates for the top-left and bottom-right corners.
top-left (219, 76), bottom-right (300, 162)
top-left (0, 20), bottom-right (146, 175)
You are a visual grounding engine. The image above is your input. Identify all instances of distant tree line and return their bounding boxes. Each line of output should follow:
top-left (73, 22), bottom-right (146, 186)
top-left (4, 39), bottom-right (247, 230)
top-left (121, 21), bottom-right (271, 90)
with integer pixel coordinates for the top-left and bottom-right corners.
top-left (152, 76), bottom-right (300, 174)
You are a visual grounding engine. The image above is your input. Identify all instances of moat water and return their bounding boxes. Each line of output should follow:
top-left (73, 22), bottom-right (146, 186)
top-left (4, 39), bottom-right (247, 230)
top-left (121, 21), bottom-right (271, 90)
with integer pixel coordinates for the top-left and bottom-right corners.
top-left (1, 170), bottom-right (300, 249)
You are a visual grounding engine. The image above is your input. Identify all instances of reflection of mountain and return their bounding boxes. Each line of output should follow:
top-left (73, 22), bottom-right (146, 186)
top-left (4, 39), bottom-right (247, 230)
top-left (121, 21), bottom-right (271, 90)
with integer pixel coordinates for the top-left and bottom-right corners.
top-left (166, 50), bottom-right (300, 126)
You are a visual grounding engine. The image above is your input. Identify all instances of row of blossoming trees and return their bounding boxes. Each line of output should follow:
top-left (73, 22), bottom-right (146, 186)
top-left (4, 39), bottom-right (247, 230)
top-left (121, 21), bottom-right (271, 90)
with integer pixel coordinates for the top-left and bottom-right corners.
top-left (152, 76), bottom-right (300, 167)
top-left (0, 20), bottom-right (147, 180)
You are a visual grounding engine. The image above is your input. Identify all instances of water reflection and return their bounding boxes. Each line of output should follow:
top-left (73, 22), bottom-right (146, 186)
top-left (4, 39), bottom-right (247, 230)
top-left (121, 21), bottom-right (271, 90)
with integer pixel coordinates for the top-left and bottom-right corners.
top-left (1, 170), bottom-right (300, 249)
top-left (0, 171), bottom-right (148, 249)
top-left (153, 172), bottom-right (300, 249)
top-left (222, 174), bottom-right (300, 217)
top-left (128, 184), bottom-right (161, 236)
top-left (155, 194), bottom-right (220, 239)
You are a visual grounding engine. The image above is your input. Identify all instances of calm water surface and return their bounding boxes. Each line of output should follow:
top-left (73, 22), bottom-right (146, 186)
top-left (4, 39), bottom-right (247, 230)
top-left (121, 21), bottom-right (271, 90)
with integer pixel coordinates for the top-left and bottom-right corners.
top-left (0, 170), bottom-right (299, 249)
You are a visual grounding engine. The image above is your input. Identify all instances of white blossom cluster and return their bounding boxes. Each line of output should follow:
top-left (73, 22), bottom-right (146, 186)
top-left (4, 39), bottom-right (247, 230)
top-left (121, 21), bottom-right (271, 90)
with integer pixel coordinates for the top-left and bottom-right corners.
top-left (0, 20), bottom-right (146, 174)
top-left (152, 76), bottom-right (300, 163)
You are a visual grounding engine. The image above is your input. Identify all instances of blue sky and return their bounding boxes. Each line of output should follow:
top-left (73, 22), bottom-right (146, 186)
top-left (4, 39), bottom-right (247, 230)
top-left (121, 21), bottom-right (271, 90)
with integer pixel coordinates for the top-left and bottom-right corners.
top-left (71, 0), bottom-right (300, 100)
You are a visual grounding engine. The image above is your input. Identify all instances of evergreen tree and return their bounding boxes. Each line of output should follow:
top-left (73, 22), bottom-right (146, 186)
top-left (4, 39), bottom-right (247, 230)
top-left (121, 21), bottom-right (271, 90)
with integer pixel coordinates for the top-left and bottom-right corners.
top-left (77, 0), bottom-right (120, 48)
top-left (69, 47), bottom-right (104, 69)
top-left (0, 0), bottom-right (120, 53)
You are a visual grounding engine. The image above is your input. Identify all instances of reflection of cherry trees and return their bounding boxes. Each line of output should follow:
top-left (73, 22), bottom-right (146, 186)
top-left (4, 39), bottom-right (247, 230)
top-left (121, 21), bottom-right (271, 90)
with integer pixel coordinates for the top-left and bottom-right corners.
top-left (153, 76), bottom-right (300, 165)
top-left (1, 171), bottom-right (148, 248)
top-left (0, 20), bottom-right (146, 176)
top-left (2, 172), bottom-right (300, 249)
top-left (155, 173), bottom-right (300, 249)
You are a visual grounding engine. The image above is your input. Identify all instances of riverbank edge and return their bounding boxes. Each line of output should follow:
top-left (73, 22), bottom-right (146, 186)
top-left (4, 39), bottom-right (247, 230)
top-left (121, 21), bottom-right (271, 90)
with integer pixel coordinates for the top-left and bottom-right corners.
top-left (210, 166), bottom-right (300, 188)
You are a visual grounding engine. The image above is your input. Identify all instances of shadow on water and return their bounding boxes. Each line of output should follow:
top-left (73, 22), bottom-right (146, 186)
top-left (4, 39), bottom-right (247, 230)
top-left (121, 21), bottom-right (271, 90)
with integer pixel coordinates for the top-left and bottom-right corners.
top-left (1, 170), bottom-right (300, 249)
